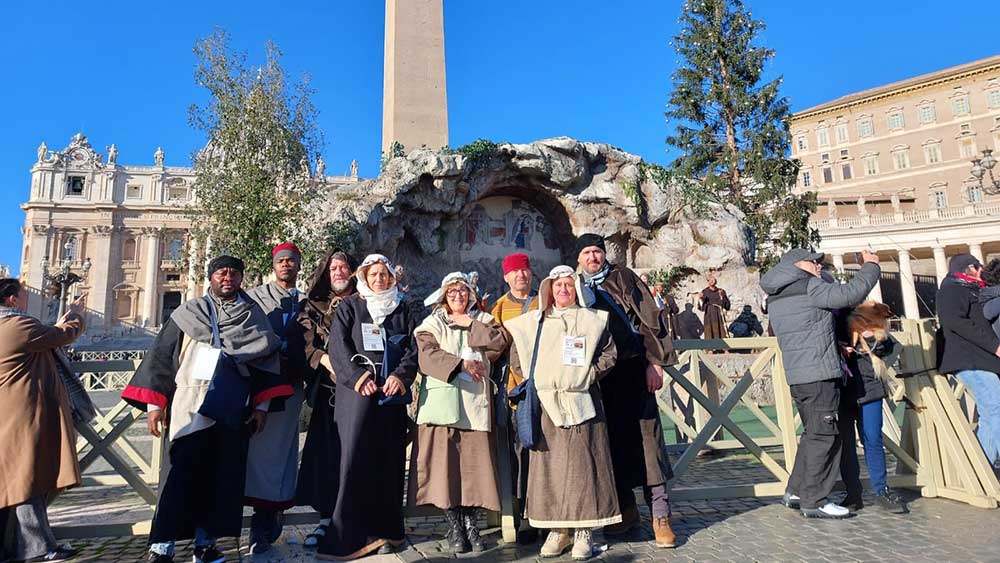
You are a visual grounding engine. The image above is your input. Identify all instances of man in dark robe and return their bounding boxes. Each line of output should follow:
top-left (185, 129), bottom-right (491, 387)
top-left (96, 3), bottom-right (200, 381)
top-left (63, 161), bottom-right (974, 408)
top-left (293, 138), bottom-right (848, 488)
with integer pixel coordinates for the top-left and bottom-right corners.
top-left (295, 249), bottom-right (357, 548)
top-left (699, 275), bottom-right (731, 339)
top-left (243, 242), bottom-right (309, 554)
top-left (122, 256), bottom-right (292, 563)
top-left (575, 234), bottom-right (677, 549)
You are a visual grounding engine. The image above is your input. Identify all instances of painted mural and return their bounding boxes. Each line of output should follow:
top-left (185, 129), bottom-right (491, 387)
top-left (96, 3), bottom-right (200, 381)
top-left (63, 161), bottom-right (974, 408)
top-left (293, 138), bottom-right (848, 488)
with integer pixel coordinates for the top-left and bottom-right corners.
top-left (459, 196), bottom-right (562, 267)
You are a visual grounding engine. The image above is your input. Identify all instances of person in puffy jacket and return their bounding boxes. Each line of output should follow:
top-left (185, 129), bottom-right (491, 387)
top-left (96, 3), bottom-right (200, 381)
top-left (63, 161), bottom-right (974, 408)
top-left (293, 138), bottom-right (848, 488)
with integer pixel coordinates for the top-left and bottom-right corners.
top-left (759, 248), bottom-right (881, 519)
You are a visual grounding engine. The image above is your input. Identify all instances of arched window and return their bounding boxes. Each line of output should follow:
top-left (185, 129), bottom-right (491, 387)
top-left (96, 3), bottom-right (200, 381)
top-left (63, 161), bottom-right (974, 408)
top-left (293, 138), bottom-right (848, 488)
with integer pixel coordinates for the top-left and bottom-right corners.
top-left (166, 237), bottom-right (185, 261)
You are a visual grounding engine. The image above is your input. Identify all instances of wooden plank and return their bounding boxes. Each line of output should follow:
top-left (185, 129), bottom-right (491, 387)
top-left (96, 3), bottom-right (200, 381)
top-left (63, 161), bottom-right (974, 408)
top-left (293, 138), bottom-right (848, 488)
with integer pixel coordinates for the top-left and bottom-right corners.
top-left (672, 337), bottom-right (777, 352)
top-left (770, 347), bottom-right (798, 472)
top-left (70, 360), bottom-right (142, 373)
top-left (669, 481), bottom-right (786, 500)
top-left (699, 348), bottom-right (782, 439)
top-left (75, 423), bottom-right (158, 505)
top-left (491, 416), bottom-right (518, 544)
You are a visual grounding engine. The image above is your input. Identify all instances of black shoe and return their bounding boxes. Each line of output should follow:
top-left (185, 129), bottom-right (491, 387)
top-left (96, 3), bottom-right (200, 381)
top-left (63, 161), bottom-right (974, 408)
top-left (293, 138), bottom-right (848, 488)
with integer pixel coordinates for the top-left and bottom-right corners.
top-left (841, 495), bottom-right (864, 512)
top-left (192, 545), bottom-right (225, 563)
top-left (248, 540), bottom-right (271, 555)
top-left (443, 509), bottom-right (470, 553)
top-left (517, 526), bottom-right (540, 545)
top-left (147, 553), bottom-right (174, 563)
top-left (781, 492), bottom-right (800, 510)
top-left (462, 508), bottom-right (486, 553)
top-left (25, 546), bottom-right (79, 562)
top-left (874, 488), bottom-right (909, 514)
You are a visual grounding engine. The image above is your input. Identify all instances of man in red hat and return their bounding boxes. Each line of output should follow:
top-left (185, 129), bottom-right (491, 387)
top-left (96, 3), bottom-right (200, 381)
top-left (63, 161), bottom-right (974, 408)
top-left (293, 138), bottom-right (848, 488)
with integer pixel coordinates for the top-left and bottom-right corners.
top-left (489, 253), bottom-right (540, 544)
top-left (243, 242), bottom-right (309, 553)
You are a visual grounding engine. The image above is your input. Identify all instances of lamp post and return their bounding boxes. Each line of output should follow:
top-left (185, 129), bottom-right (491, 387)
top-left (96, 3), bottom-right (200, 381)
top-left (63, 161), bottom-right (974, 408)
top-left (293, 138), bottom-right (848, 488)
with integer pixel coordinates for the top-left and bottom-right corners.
top-left (970, 148), bottom-right (1000, 195)
top-left (41, 240), bottom-right (92, 320)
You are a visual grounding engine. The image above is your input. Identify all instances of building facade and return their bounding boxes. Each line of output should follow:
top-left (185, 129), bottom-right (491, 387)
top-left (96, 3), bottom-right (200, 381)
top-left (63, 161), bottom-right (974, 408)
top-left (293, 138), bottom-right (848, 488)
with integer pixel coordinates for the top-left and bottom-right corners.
top-left (791, 55), bottom-right (1000, 318)
top-left (19, 133), bottom-right (357, 343)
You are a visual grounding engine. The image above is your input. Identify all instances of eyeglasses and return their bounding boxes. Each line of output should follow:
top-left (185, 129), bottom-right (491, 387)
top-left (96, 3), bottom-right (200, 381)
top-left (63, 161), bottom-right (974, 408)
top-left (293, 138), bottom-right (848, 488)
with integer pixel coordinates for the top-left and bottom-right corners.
top-left (446, 288), bottom-right (470, 296)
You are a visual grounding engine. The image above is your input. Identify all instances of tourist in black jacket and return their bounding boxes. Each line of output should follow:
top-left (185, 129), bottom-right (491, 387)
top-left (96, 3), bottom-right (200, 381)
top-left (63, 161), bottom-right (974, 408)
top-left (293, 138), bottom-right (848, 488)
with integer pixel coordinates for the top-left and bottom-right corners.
top-left (937, 253), bottom-right (1000, 467)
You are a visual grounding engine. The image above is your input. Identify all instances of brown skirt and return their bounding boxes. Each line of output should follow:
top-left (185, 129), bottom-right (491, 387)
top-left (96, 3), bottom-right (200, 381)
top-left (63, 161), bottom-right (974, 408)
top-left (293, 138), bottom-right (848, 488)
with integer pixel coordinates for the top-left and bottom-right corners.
top-left (407, 425), bottom-right (502, 511)
top-left (526, 386), bottom-right (621, 529)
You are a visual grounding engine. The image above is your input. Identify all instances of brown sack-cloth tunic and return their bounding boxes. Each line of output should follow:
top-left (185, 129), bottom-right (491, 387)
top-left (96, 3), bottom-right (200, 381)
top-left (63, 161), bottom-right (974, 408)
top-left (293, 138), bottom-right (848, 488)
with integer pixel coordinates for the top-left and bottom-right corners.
top-left (0, 313), bottom-right (84, 509)
top-left (408, 319), bottom-right (507, 511)
top-left (509, 311), bottom-right (621, 528)
top-left (699, 287), bottom-right (730, 340)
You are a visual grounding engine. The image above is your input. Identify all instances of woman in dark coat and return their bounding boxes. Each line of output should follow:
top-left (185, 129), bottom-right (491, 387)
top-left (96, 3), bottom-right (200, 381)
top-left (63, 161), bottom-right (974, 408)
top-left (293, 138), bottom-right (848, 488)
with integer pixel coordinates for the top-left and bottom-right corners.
top-left (698, 275), bottom-right (730, 339)
top-left (836, 302), bottom-right (907, 514)
top-left (295, 248), bottom-right (357, 547)
top-left (317, 254), bottom-right (418, 561)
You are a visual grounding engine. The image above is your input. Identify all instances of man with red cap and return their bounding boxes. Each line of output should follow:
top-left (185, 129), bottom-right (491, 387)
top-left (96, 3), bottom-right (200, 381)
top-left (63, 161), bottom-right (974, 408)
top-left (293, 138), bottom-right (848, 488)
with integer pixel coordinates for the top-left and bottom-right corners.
top-left (243, 242), bottom-right (309, 554)
top-left (489, 253), bottom-right (540, 544)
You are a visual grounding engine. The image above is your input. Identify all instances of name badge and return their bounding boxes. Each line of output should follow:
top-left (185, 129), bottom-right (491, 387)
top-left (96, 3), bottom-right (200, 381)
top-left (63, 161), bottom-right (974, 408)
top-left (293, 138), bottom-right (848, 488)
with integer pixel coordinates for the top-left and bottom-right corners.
top-left (191, 345), bottom-right (222, 381)
top-left (562, 336), bottom-right (586, 367)
top-left (362, 323), bottom-right (384, 351)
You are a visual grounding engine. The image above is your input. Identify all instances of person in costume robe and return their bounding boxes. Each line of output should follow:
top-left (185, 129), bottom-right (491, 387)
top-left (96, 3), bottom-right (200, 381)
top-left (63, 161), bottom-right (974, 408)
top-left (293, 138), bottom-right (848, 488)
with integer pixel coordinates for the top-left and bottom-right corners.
top-left (409, 272), bottom-right (508, 554)
top-left (295, 248), bottom-right (357, 548)
top-left (0, 279), bottom-right (84, 563)
top-left (575, 234), bottom-right (677, 549)
top-left (122, 256), bottom-right (292, 563)
top-left (506, 265), bottom-right (620, 560)
top-left (316, 254), bottom-right (417, 561)
top-left (243, 242), bottom-right (309, 554)
top-left (698, 275), bottom-right (731, 340)
top-left (653, 282), bottom-right (681, 340)
top-left (488, 253), bottom-right (540, 544)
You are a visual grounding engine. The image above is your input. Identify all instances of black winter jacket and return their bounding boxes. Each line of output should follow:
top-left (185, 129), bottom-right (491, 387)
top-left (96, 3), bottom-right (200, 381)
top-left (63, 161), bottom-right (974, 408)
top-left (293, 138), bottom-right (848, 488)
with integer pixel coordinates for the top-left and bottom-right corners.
top-left (937, 275), bottom-right (1000, 375)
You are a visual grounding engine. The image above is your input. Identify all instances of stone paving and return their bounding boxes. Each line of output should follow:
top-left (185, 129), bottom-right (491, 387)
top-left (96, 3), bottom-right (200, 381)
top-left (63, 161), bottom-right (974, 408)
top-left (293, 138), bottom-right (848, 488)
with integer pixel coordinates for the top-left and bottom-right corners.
top-left (52, 488), bottom-right (1000, 563)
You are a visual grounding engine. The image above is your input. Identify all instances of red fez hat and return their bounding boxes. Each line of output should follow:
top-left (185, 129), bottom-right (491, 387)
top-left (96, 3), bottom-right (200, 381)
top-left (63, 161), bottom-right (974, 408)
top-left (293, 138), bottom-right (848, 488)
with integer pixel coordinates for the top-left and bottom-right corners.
top-left (272, 241), bottom-right (301, 258)
top-left (502, 253), bottom-right (531, 275)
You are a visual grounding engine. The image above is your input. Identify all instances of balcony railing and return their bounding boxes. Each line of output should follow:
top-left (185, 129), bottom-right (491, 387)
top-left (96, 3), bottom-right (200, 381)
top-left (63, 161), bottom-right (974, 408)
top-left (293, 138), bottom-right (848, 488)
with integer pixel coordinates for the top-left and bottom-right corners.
top-left (812, 201), bottom-right (1000, 231)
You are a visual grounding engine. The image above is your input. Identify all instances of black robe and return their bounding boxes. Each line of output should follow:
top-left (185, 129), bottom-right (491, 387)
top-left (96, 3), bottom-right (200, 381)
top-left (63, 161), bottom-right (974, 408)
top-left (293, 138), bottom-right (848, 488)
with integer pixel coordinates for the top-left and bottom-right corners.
top-left (318, 294), bottom-right (417, 558)
top-left (581, 264), bottom-right (675, 495)
top-left (121, 319), bottom-right (291, 543)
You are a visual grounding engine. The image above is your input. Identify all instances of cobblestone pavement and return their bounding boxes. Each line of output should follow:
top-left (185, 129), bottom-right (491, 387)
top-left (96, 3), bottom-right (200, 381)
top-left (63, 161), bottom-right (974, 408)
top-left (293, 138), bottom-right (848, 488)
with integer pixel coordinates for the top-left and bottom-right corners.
top-left (53, 489), bottom-right (1000, 563)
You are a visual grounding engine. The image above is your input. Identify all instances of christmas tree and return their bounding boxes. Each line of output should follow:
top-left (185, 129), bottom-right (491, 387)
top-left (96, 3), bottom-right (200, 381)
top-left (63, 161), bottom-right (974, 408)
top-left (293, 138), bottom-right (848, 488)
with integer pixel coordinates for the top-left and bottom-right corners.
top-left (666, 0), bottom-right (818, 266)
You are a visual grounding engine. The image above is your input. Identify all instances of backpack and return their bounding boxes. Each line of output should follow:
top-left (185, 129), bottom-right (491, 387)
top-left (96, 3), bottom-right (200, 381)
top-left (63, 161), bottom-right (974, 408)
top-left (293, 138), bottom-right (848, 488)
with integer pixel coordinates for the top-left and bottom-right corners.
top-left (729, 319), bottom-right (752, 338)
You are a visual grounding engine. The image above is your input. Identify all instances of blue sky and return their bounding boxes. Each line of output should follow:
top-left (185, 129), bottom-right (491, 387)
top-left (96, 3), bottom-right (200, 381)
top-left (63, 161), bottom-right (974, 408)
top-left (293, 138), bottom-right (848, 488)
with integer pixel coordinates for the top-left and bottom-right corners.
top-left (1, 0), bottom-right (995, 274)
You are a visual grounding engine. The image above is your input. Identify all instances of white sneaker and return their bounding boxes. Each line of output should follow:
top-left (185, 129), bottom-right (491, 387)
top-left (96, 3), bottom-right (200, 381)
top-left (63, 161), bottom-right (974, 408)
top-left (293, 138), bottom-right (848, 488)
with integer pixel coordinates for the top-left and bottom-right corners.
top-left (540, 529), bottom-right (571, 558)
top-left (571, 529), bottom-right (593, 560)
top-left (801, 502), bottom-right (851, 519)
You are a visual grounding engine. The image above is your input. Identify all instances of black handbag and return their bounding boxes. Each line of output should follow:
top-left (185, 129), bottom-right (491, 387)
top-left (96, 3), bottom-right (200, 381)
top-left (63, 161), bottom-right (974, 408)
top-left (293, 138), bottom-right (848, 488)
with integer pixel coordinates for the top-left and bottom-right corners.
top-left (507, 316), bottom-right (545, 450)
top-left (197, 297), bottom-right (252, 429)
top-left (377, 333), bottom-right (413, 406)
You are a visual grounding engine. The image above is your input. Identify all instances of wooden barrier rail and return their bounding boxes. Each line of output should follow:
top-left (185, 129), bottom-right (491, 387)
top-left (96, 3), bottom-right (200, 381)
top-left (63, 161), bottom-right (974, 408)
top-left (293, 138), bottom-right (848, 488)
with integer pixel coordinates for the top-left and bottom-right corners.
top-left (55, 320), bottom-right (1000, 539)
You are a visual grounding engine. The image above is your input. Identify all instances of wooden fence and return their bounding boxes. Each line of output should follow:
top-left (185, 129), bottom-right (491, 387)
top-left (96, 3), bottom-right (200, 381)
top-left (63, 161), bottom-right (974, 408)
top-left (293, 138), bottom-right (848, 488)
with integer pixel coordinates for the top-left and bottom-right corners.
top-left (56, 319), bottom-right (1000, 540)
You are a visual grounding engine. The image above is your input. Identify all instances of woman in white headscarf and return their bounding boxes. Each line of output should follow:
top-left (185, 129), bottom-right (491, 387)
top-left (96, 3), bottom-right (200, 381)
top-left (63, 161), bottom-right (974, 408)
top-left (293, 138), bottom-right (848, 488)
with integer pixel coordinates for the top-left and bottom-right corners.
top-left (317, 255), bottom-right (418, 561)
top-left (408, 272), bottom-right (508, 554)
top-left (504, 265), bottom-right (620, 561)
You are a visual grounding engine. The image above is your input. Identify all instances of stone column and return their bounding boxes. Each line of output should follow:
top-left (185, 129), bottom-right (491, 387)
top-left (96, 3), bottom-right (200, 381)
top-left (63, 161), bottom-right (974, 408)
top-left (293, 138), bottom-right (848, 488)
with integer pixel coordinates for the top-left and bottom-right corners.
top-left (933, 246), bottom-right (949, 287)
top-left (831, 253), bottom-right (845, 274)
top-left (897, 249), bottom-right (921, 320)
top-left (86, 226), bottom-right (114, 326)
top-left (141, 227), bottom-right (162, 327)
top-left (970, 243), bottom-right (985, 263)
top-left (26, 225), bottom-right (53, 318)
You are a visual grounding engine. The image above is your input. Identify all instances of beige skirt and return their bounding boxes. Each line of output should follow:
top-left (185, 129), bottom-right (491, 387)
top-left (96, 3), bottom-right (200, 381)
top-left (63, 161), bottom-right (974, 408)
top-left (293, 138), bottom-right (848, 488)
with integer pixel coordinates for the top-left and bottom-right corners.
top-left (526, 386), bottom-right (622, 529)
top-left (407, 425), bottom-right (502, 511)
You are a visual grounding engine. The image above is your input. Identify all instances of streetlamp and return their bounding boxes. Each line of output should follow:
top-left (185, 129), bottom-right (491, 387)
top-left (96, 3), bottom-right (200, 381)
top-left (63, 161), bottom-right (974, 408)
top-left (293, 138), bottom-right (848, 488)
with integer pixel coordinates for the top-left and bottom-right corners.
top-left (41, 240), bottom-right (92, 320)
top-left (970, 148), bottom-right (1000, 195)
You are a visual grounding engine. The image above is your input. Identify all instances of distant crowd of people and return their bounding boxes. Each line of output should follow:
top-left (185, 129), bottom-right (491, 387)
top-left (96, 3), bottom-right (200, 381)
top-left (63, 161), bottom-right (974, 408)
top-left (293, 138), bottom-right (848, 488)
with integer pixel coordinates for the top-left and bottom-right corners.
top-left (7, 236), bottom-right (1000, 562)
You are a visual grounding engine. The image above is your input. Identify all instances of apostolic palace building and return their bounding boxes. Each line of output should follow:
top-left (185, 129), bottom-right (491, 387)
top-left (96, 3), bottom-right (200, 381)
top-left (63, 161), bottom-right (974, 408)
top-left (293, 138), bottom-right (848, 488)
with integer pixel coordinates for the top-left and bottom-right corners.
top-left (792, 55), bottom-right (1000, 319)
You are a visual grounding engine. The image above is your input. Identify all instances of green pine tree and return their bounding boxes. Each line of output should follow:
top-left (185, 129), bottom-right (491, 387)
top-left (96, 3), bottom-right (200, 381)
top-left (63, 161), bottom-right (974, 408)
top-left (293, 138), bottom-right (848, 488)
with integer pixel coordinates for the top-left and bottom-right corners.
top-left (188, 29), bottom-right (348, 282)
top-left (665, 0), bottom-right (818, 267)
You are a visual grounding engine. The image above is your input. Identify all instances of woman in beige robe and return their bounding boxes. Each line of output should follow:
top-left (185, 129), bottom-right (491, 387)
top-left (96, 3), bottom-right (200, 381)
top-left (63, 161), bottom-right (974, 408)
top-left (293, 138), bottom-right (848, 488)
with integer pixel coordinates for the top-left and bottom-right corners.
top-left (409, 272), bottom-right (508, 554)
top-left (0, 279), bottom-right (85, 562)
top-left (505, 265), bottom-right (619, 561)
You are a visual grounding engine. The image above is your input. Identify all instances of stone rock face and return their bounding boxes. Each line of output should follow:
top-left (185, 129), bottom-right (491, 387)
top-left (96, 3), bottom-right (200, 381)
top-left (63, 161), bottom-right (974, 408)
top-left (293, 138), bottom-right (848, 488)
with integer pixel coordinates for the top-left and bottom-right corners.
top-left (321, 137), bottom-right (758, 310)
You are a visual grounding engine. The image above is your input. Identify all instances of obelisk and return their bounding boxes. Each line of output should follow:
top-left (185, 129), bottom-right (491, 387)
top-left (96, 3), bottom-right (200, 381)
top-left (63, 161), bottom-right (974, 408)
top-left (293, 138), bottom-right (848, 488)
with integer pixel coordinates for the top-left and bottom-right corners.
top-left (382, 0), bottom-right (449, 154)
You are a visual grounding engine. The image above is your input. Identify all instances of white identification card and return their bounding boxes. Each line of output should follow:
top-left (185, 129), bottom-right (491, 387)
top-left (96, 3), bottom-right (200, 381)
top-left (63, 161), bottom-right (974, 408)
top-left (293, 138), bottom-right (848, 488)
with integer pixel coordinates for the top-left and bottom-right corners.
top-left (562, 336), bottom-right (586, 367)
top-left (458, 348), bottom-right (482, 382)
top-left (191, 345), bottom-right (222, 381)
top-left (362, 323), bottom-right (384, 351)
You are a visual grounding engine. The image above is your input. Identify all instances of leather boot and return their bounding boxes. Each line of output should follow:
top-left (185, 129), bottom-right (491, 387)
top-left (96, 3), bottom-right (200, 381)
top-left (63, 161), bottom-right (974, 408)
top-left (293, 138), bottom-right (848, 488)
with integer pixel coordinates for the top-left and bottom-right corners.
top-left (652, 515), bottom-right (677, 548)
top-left (443, 509), bottom-right (469, 553)
top-left (462, 507), bottom-right (486, 553)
